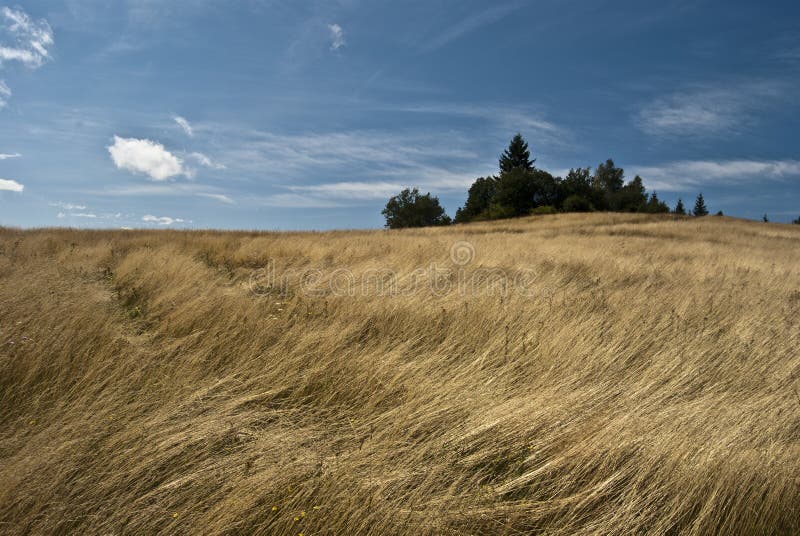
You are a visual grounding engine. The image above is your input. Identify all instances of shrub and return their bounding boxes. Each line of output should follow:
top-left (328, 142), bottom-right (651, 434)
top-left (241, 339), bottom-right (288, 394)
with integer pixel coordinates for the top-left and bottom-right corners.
top-left (531, 205), bottom-right (557, 215)
top-left (562, 195), bottom-right (593, 212)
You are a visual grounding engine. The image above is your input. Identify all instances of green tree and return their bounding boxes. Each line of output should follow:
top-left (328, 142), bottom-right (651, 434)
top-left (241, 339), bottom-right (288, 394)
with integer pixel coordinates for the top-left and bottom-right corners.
top-left (617, 175), bottom-right (648, 212)
top-left (674, 198), bottom-right (686, 215)
top-left (643, 191), bottom-right (670, 213)
top-left (492, 168), bottom-right (558, 217)
top-left (382, 188), bottom-right (451, 229)
top-left (693, 193), bottom-right (709, 217)
top-left (499, 133), bottom-right (535, 173)
top-left (591, 159), bottom-right (625, 210)
top-left (793, 216), bottom-right (800, 224)
top-left (562, 194), bottom-right (593, 212)
top-left (454, 176), bottom-right (497, 223)
top-left (560, 168), bottom-right (594, 206)
top-left (762, 214), bottom-right (769, 223)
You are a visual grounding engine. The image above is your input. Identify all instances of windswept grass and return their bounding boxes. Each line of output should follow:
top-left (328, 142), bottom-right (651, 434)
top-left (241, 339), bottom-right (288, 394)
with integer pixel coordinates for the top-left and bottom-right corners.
top-left (1, 213), bottom-right (799, 534)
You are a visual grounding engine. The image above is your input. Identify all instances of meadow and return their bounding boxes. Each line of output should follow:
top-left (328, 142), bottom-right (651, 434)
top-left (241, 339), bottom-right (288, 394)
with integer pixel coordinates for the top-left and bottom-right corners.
top-left (1, 213), bottom-right (799, 535)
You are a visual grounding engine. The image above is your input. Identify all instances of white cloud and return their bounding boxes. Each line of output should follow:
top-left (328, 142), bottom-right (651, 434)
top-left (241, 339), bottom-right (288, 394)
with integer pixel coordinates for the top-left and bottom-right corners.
top-left (142, 214), bottom-right (185, 225)
top-left (0, 151), bottom-right (20, 159)
top-left (49, 201), bottom-right (87, 210)
top-left (57, 212), bottom-right (96, 218)
top-left (0, 177), bottom-right (23, 192)
top-left (328, 24), bottom-right (345, 51)
top-left (189, 151), bottom-right (225, 170)
top-left (0, 7), bottom-right (54, 68)
top-left (0, 80), bottom-right (10, 108)
top-left (632, 159), bottom-right (800, 191)
top-left (421, 3), bottom-right (524, 52)
top-left (196, 192), bottom-right (234, 204)
top-left (637, 81), bottom-right (788, 137)
top-left (173, 115), bottom-right (194, 137)
top-left (108, 135), bottom-right (188, 181)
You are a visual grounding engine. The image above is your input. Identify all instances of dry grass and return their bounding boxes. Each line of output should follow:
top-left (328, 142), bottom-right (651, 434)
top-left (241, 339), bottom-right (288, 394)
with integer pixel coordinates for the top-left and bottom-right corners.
top-left (1, 212), bottom-right (799, 535)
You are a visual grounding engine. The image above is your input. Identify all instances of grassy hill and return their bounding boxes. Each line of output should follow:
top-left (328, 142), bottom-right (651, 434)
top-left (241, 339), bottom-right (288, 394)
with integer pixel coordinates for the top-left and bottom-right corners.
top-left (1, 213), bottom-right (799, 535)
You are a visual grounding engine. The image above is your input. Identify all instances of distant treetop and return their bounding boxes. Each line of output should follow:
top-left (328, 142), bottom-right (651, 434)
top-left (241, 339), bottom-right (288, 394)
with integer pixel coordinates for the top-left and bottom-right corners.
top-left (499, 133), bottom-right (535, 173)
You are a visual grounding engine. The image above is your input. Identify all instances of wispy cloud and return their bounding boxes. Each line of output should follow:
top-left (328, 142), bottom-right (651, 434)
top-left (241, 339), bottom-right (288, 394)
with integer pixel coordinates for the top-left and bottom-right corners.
top-left (632, 159), bottom-right (800, 191)
top-left (188, 151), bottom-right (225, 170)
top-left (636, 81), bottom-right (789, 138)
top-left (421, 2), bottom-right (524, 52)
top-left (196, 192), bottom-right (234, 204)
top-left (0, 7), bottom-right (54, 68)
top-left (57, 211), bottom-right (96, 219)
top-left (108, 136), bottom-right (189, 181)
top-left (173, 115), bottom-right (194, 137)
top-left (0, 79), bottom-right (9, 108)
top-left (142, 214), bottom-right (185, 226)
top-left (0, 151), bottom-right (20, 159)
top-left (328, 23), bottom-right (345, 51)
top-left (49, 201), bottom-right (87, 210)
top-left (0, 177), bottom-right (23, 192)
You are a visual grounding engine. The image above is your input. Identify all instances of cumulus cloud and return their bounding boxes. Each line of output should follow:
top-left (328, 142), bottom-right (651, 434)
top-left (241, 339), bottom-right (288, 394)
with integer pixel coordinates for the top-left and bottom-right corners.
top-left (0, 7), bottom-right (54, 68)
top-left (108, 136), bottom-right (188, 181)
top-left (142, 214), bottom-right (185, 225)
top-left (173, 115), bottom-right (193, 137)
top-left (0, 177), bottom-right (23, 192)
top-left (328, 24), bottom-right (345, 51)
top-left (0, 151), bottom-right (20, 159)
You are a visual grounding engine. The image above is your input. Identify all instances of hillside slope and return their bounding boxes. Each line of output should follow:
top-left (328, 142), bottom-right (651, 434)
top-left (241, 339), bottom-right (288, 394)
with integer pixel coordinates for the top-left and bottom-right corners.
top-left (1, 213), bottom-right (799, 535)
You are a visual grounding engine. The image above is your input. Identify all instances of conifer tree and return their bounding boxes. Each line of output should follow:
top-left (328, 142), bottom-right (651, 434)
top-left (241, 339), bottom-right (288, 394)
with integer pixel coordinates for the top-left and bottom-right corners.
top-left (693, 193), bottom-right (708, 216)
top-left (674, 198), bottom-right (685, 215)
top-left (499, 133), bottom-right (535, 173)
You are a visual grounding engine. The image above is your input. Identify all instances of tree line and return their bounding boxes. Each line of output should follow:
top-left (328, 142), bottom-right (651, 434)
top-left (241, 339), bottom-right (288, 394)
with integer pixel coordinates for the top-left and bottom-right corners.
top-left (383, 134), bottom-right (719, 229)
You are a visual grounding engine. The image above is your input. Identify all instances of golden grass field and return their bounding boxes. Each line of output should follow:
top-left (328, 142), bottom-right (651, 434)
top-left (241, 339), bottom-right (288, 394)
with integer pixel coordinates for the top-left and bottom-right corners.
top-left (1, 213), bottom-right (799, 535)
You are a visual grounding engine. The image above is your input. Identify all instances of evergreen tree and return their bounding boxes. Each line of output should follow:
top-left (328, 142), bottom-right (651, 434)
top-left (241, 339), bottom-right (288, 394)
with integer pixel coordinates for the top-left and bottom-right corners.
top-left (644, 191), bottom-right (670, 213)
top-left (674, 198), bottom-right (686, 215)
top-left (454, 176), bottom-right (497, 223)
top-left (693, 193), bottom-right (709, 216)
top-left (793, 216), bottom-right (800, 225)
top-left (382, 188), bottom-right (451, 229)
top-left (762, 214), bottom-right (769, 223)
top-left (499, 133), bottom-right (535, 173)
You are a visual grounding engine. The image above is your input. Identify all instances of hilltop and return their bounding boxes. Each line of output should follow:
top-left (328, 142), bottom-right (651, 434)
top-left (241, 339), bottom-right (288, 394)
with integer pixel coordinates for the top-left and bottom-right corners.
top-left (1, 213), bottom-right (799, 535)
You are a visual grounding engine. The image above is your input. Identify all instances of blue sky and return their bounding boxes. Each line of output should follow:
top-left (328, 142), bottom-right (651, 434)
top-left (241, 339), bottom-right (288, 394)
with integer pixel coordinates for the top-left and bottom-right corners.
top-left (0, 0), bottom-right (799, 229)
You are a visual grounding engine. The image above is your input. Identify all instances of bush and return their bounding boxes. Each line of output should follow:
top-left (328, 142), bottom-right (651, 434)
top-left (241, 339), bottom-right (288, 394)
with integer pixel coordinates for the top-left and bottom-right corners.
top-left (562, 195), bottom-right (593, 212)
top-left (531, 205), bottom-right (557, 215)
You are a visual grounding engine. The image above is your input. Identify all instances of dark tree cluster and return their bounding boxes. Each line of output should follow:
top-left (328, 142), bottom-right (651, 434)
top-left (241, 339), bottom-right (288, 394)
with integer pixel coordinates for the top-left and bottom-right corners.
top-left (453, 134), bottom-right (676, 223)
top-left (383, 134), bottom-right (716, 228)
top-left (381, 187), bottom-right (451, 229)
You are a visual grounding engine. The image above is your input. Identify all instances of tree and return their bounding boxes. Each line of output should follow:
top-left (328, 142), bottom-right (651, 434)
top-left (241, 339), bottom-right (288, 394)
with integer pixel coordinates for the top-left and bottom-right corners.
top-left (793, 216), bottom-right (800, 225)
top-left (693, 193), bottom-right (708, 217)
top-left (617, 175), bottom-right (648, 212)
top-left (454, 176), bottom-right (497, 223)
top-left (382, 188), bottom-right (451, 229)
top-left (499, 133), bottom-right (535, 173)
top-left (715, 210), bottom-right (724, 216)
top-left (493, 168), bottom-right (538, 217)
top-left (591, 159), bottom-right (625, 210)
top-left (762, 214), bottom-right (769, 223)
top-left (492, 168), bottom-right (558, 217)
top-left (674, 198), bottom-right (686, 215)
top-left (562, 194), bottom-right (593, 212)
top-left (644, 191), bottom-right (670, 213)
